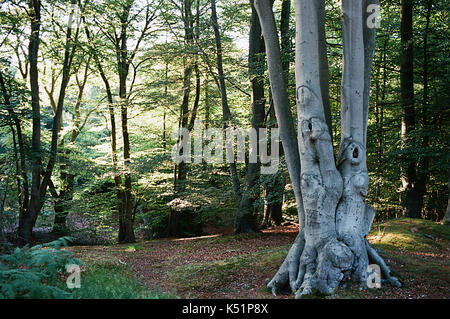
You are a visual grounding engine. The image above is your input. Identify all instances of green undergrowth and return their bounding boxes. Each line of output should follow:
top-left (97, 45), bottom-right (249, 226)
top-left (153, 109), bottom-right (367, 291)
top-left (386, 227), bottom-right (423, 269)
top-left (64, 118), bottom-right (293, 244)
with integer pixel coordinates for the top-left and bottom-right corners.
top-left (1, 238), bottom-right (177, 299)
top-left (68, 262), bottom-right (176, 299)
top-left (64, 217), bottom-right (448, 299)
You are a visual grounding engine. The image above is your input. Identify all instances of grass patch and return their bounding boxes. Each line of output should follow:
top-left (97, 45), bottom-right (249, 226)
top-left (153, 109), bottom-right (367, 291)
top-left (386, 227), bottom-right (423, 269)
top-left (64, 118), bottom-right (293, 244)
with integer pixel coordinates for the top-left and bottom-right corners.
top-left (124, 244), bottom-right (144, 252)
top-left (68, 262), bottom-right (176, 299)
top-left (368, 218), bottom-right (449, 252)
top-left (330, 282), bottom-right (384, 299)
top-left (169, 245), bottom-right (290, 294)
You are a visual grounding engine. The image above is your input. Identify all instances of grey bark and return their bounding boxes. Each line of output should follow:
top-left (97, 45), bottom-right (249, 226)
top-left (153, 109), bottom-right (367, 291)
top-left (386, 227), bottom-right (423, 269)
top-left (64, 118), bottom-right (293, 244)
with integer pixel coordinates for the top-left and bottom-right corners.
top-left (255, 0), bottom-right (400, 297)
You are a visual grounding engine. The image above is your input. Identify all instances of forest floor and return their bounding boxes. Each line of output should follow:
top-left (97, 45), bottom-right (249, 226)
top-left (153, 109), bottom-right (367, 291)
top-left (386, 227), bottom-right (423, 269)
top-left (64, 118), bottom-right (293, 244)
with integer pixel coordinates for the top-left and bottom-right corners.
top-left (69, 218), bottom-right (450, 299)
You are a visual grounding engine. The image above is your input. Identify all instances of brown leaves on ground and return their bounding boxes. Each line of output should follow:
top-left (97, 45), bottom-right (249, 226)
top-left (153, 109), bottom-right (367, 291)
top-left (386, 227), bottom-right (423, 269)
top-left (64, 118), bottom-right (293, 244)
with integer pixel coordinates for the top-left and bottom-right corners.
top-left (70, 221), bottom-right (450, 299)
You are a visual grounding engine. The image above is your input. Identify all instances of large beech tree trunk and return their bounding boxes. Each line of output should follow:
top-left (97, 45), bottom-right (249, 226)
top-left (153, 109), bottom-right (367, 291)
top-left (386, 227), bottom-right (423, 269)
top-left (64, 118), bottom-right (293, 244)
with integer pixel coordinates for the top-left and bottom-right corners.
top-left (254, 0), bottom-right (400, 297)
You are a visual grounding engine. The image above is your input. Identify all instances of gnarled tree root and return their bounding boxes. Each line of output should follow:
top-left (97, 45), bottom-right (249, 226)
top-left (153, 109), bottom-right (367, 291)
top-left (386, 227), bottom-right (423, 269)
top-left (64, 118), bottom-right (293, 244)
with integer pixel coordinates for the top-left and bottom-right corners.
top-left (365, 239), bottom-right (402, 287)
top-left (266, 235), bottom-right (401, 297)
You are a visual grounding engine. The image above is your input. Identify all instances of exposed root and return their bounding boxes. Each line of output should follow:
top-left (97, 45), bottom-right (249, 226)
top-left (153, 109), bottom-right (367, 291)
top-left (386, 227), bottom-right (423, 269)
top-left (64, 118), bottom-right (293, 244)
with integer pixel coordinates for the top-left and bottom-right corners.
top-left (266, 235), bottom-right (402, 298)
top-left (265, 84), bottom-right (400, 298)
top-left (266, 231), bottom-right (305, 295)
top-left (294, 239), bottom-right (353, 298)
top-left (365, 239), bottom-right (402, 288)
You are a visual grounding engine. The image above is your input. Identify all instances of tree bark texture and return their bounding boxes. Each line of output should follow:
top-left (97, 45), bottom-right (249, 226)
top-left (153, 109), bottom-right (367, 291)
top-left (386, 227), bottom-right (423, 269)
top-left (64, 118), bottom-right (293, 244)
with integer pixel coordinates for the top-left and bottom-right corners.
top-left (255, 0), bottom-right (400, 297)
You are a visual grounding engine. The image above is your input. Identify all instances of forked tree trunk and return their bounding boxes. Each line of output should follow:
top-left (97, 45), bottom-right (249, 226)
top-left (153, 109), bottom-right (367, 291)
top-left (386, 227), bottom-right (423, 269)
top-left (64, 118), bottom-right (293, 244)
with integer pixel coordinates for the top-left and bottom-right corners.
top-left (19, 0), bottom-right (79, 244)
top-left (255, 0), bottom-right (400, 297)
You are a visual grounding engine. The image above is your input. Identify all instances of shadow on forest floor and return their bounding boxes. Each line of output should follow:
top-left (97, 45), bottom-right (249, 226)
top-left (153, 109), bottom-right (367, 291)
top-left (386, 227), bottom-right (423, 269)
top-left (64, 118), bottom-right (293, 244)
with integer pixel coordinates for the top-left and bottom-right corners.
top-left (68, 218), bottom-right (449, 299)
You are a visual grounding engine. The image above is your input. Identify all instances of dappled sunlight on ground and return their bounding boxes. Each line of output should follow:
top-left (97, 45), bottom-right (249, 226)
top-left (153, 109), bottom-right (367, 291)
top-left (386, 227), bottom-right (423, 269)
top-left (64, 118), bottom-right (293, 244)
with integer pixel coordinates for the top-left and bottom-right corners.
top-left (69, 219), bottom-right (449, 299)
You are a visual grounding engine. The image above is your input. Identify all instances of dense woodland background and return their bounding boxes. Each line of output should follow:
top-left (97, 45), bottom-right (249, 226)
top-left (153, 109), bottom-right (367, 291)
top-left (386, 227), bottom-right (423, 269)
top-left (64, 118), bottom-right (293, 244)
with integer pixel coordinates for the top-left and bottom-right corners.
top-left (0, 0), bottom-right (448, 248)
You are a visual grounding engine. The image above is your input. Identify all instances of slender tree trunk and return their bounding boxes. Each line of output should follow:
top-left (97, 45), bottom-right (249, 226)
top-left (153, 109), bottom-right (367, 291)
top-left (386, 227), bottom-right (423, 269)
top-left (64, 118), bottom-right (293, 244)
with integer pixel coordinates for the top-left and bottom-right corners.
top-left (53, 59), bottom-right (91, 234)
top-left (169, 0), bottom-right (202, 236)
top-left (84, 21), bottom-right (126, 239)
top-left (18, 0), bottom-right (79, 244)
top-left (118, 25), bottom-right (135, 243)
top-left (205, 74), bottom-right (210, 130)
top-left (262, 96), bottom-right (285, 228)
top-left (234, 0), bottom-right (267, 233)
top-left (18, 0), bottom-right (42, 245)
top-left (210, 0), bottom-right (242, 206)
top-left (175, 0), bottom-right (195, 195)
top-left (0, 71), bottom-right (29, 225)
top-left (0, 178), bottom-right (9, 250)
top-left (163, 60), bottom-right (168, 152)
top-left (415, 0), bottom-right (432, 218)
top-left (400, 0), bottom-right (421, 218)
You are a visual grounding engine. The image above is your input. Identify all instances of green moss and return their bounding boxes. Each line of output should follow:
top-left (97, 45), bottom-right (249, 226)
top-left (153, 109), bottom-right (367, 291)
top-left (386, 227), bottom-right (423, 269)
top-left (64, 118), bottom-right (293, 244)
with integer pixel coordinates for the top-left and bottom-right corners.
top-left (169, 245), bottom-right (290, 293)
top-left (368, 218), bottom-right (449, 252)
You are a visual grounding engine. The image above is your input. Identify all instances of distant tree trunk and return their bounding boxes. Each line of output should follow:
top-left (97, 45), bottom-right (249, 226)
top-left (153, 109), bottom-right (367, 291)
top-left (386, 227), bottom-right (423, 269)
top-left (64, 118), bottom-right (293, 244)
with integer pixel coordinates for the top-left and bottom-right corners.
top-left (374, 33), bottom-right (388, 169)
top-left (234, 0), bottom-right (267, 233)
top-left (169, 0), bottom-right (202, 236)
top-left (105, 0), bottom-right (156, 243)
top-left (279, 0), bottom-right (290, 79)
top-left (0, 71), bottom-right (29, 226)
top-left (255, 0), bottom-right (400, 297)
top-left (85, 21), bottom-right (126, 237)
top-left (163, 60), bottom-right (168, 152)
top-left (53, 58), bottom-right (91, 234)
top-left (117, 5), bottom-right (136, 243)
top-left (210, 0), bottom-right (242, 206)
top-left (175, 0), bottom-right (197, 195)
top-left (204, 74), bottom-right (210, 130)
top-left (0, 178), bottom-right (8, 250)
top-left (400, 0), bottom-right (421, 218)
top-left (415, 0), bottom-right (432, 218)
top-left (262, 97), bottom-right (285, 228)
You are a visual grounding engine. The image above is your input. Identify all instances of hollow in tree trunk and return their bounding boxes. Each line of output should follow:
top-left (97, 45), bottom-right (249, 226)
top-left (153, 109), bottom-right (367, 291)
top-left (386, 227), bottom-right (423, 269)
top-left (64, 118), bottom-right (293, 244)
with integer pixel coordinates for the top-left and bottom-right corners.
top-left (255, 0), bottom-right (401, 297)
